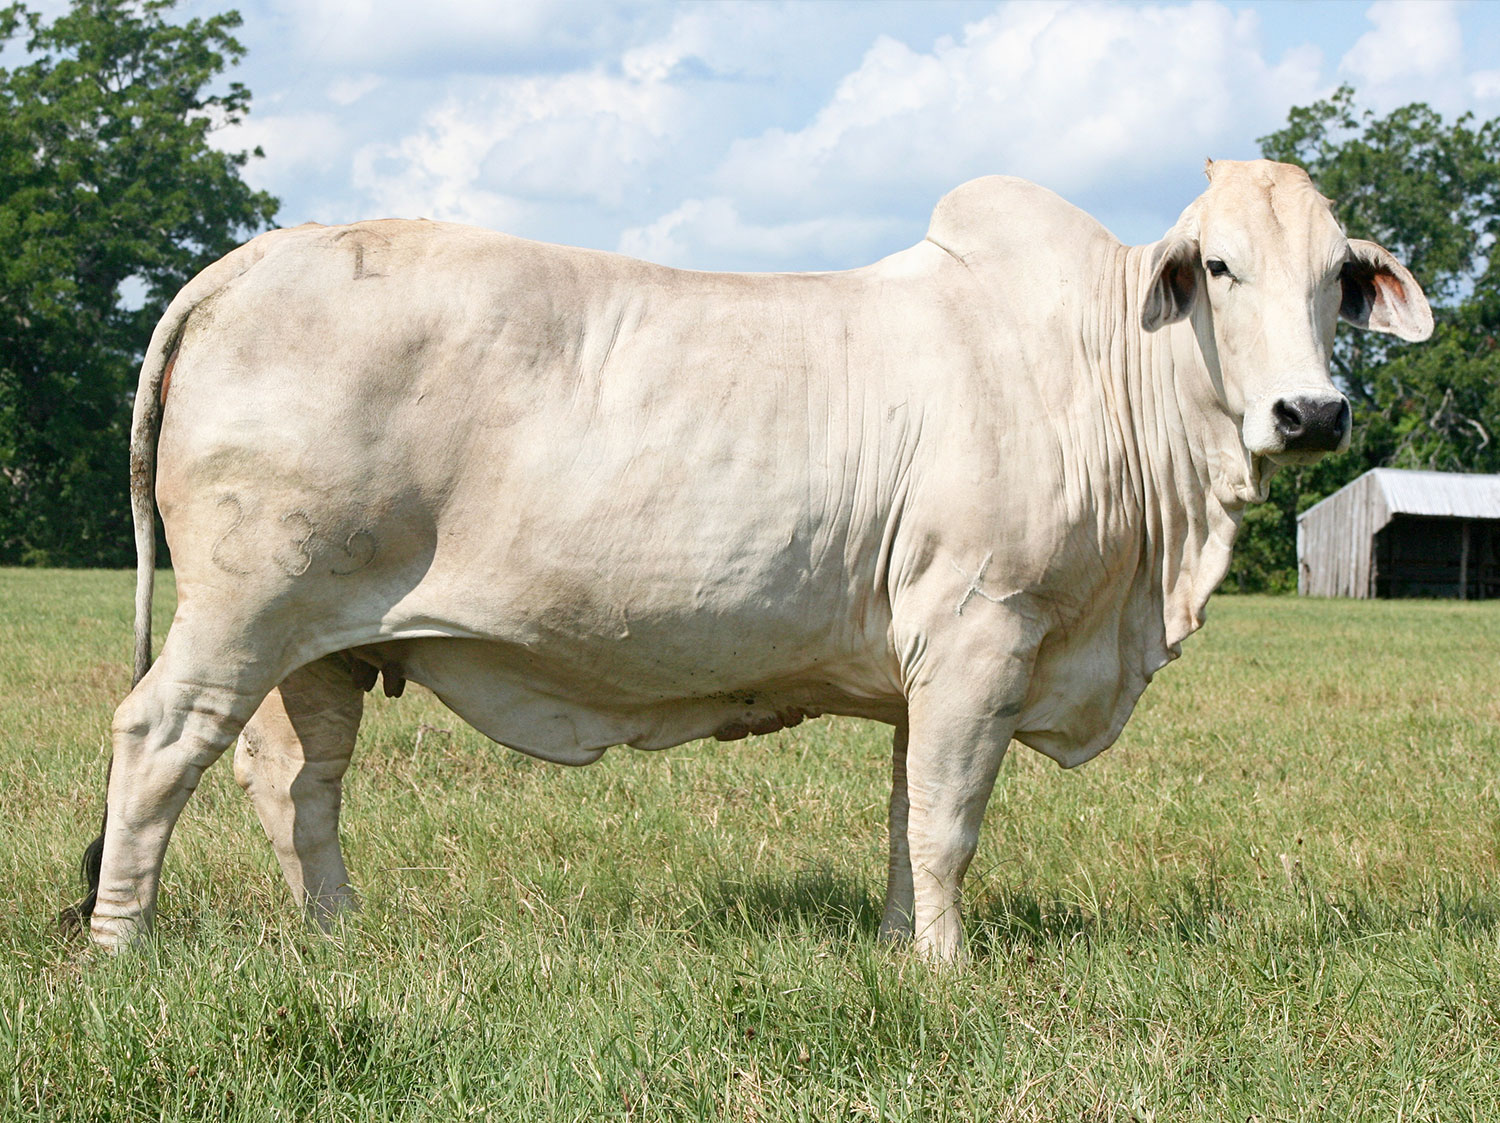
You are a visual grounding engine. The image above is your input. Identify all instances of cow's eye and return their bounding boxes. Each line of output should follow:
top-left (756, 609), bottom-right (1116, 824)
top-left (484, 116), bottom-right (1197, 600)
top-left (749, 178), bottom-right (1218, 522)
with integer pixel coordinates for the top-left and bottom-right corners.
top-left (1205, 259), bottom-right (1232, 279)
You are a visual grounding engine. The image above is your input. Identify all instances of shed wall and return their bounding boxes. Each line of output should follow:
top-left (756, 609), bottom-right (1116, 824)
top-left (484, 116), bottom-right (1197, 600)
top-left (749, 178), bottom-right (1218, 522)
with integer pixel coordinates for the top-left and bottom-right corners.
top-left (1297, 473), bottom-right (1388, 597)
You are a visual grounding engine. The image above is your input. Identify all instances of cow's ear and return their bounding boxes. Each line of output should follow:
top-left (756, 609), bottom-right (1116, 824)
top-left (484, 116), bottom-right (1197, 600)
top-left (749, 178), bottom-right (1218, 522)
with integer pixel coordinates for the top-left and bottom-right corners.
top-left (1141, 234), bottom-right (1198, 332)
top-left (1340, 239), bottom-right (1433, 341)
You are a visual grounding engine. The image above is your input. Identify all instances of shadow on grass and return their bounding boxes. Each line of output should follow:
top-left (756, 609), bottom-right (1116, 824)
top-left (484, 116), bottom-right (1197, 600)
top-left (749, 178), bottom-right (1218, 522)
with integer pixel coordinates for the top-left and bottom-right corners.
top-left (660, 867), bottom-right (1500, 958)
top-left (47, 867), bottom-right (1500, 965)
top-left (966, 877), bottom-right (1500, 956)
top-left (686, 868), bottom-right (884, 943)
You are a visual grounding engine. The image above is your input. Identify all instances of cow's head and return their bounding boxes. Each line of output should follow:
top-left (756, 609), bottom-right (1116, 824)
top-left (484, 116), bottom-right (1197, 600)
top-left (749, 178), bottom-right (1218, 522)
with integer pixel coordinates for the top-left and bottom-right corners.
top-left (1140, 159), bottom-right (1431, 491)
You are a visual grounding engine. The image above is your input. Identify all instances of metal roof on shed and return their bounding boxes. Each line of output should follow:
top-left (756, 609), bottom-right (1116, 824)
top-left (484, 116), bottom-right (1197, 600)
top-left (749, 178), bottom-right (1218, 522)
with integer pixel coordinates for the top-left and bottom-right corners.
top-left (1299, 468), bottom-right (1500, 523)
top-left (1371, 468), bottom-right (1500, 519)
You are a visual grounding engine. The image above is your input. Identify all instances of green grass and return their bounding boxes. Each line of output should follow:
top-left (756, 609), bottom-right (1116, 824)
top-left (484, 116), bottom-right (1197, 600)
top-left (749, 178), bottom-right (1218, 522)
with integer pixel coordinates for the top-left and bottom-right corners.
top-left (3, 567), bottom-right (1500, 1121)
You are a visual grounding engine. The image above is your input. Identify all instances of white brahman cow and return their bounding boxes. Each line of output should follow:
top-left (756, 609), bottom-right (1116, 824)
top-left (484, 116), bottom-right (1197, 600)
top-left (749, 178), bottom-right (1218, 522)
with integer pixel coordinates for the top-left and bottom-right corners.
top-left (69, 159), bottom-right (1431, 961)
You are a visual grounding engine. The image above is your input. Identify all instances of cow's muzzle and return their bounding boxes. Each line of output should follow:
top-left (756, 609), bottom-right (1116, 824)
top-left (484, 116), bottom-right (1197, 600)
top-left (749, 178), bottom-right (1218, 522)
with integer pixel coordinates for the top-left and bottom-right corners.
top-left (1271, 394), bottom-right (1350, 453)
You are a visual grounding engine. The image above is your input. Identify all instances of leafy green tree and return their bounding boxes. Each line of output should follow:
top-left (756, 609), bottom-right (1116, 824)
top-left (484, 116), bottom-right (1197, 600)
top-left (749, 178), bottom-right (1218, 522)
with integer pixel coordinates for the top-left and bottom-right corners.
top-left (1225, 86), bottom-right (1500, 592)
top-left (0, 0), bottom-right (277, 565)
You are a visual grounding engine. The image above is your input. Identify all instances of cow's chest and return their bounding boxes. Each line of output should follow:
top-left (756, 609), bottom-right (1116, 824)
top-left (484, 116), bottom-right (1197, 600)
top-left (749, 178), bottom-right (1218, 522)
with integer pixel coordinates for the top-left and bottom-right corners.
top-left (1009, 588), bottom-right (1175, 768)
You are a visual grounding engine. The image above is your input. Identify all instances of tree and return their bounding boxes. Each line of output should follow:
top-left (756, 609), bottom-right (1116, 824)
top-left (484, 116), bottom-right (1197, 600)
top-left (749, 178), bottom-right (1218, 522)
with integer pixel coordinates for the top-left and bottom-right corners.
top-left (0, 0), bottom-right (277, 566)
top-left (1225, 87), bottom-right (1500, 592)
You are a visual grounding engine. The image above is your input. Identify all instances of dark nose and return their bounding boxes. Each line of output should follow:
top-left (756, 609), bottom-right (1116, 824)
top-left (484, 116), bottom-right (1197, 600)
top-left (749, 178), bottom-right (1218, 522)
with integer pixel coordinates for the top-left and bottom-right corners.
top-left (1272, 395), bottom-right (1350, 452)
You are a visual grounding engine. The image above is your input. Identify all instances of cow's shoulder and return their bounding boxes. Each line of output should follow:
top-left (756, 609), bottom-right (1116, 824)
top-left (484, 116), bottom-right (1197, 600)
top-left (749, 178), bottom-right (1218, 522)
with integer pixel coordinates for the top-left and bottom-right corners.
top-left (925, 175), bottom-right (1118, 269)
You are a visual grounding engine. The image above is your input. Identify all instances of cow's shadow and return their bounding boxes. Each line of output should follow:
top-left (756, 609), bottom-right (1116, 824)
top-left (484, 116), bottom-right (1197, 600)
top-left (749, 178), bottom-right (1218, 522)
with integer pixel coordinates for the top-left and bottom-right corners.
top-left (686, 868), bottom-right (883, 943)
top-left (679, 868), bottom-right (1500, 958)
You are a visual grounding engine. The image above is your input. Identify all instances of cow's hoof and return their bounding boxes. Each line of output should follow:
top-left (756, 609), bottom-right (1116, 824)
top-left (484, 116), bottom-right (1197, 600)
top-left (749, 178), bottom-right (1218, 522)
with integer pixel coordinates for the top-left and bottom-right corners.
top-left (911, 928), bottom-right (966, 966)
top-left (305, 891), bottom-right (361, 933)
top-left (89, 913), bottom-right (146, 952)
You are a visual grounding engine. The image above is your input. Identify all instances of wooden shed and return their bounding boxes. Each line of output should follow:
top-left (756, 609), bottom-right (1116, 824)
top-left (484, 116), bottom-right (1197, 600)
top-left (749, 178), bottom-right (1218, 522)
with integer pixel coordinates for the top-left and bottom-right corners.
top-left (1297, 468), bottom-right (1500, 599)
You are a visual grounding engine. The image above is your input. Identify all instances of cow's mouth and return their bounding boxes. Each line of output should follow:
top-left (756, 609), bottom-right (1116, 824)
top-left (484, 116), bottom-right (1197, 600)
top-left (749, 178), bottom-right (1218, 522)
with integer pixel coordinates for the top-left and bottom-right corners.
top-left (1244, 444), bottom-right (1341, 504)
top-left (1266, 446), bottom-right (1338, 468)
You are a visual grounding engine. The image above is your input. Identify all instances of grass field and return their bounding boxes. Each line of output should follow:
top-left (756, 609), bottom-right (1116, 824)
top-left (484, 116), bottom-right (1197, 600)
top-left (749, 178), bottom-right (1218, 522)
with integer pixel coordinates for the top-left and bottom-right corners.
top-left (2, 567), bottom-right (1499, 1121)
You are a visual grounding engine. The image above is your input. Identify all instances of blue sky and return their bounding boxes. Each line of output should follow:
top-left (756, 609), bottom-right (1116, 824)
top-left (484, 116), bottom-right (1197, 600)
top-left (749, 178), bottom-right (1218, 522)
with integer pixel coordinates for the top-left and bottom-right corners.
top-left (138, 1), bottom-right (1500, 269)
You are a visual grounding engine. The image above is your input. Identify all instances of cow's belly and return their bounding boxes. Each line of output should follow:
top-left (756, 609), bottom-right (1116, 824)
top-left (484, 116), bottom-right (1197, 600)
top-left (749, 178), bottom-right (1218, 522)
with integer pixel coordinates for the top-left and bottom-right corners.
top-left (372, 636), bottom-right (903, 764)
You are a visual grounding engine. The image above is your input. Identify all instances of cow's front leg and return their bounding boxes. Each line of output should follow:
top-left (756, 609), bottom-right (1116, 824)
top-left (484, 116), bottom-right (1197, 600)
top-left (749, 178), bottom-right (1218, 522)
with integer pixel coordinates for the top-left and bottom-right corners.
top-left (234, 654), bottom-right (364, 926)
top-left (880, 719), bottom-right (915, 941)
top-left (901, 692), bottom-right (1014, 963)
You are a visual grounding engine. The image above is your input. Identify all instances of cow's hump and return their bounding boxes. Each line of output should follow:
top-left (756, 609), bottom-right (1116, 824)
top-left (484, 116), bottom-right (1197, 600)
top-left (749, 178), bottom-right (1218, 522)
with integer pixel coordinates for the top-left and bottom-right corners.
top-left (925, 175), bottom-right (1117, 266)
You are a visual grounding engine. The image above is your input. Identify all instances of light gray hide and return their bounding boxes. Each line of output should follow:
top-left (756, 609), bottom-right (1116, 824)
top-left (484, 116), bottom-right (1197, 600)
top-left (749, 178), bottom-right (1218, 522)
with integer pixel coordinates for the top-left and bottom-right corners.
top-left (92, 160), bottom-right (1431, 960)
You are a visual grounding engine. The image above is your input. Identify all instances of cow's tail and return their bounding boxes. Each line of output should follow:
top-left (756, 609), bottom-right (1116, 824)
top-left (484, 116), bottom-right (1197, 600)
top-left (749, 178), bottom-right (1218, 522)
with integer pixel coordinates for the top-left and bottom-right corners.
top-left (60, 235), bottom-right (288, 936)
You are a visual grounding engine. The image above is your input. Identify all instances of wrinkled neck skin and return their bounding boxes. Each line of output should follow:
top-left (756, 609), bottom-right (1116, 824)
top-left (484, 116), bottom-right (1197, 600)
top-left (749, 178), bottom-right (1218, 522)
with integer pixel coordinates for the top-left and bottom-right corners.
top-left (1102, 241), bottom-right (1256, 654)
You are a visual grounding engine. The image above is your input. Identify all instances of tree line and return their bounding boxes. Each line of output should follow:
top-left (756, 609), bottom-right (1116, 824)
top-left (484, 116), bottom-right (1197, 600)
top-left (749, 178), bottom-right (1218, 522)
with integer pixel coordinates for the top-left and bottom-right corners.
top-left (0, 0), bottom-right (276, 566)
top-left (2, 1), bottom-right (1496, 588)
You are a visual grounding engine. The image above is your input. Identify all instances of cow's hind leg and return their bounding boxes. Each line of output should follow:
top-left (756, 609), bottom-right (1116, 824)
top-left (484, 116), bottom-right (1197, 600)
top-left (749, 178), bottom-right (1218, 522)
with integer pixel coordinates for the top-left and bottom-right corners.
top-left (91, 623), bottom-right (283, 950)
top-left (234, 654), bottom-right (364, 926)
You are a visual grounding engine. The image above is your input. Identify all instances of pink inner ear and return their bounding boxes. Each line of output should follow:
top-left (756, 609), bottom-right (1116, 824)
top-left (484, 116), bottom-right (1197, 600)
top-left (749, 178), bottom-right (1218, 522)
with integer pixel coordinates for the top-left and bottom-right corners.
top-left (1372, 271), bottom-right (1403, 308)
top-left (1370, 269), bottom-right (1422, 336)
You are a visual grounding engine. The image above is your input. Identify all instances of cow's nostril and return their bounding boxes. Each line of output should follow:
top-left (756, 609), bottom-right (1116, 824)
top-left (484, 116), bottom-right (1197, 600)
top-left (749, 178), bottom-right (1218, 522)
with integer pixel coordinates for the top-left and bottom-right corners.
top-left (1273, 398), bottom-right (1304, 438)
top-left (1274, 394), bottom-right (1349, 452)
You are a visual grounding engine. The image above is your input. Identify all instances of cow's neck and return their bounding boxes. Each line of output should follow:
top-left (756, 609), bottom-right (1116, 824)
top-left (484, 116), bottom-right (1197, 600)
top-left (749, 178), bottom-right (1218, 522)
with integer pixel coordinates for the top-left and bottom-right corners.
top-left (1100, 242), bottom-right (1254, 654)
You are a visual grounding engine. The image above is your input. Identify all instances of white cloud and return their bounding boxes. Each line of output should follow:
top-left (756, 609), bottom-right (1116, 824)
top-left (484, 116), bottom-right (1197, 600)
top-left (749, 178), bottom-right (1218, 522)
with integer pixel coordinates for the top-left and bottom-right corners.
top-left (349, 65), bottom-right (683, 231)
top-left (617, 196), bottom-right (906, 270)
top-left (338, 3), bottom-right (861, 239)
top-left (327, 75), bottom-right (382, 107)
top-left (264, 0), bottom-right (661, 74)
top-left (1340, 0), bottom-right (1461, 81)
top-left (619, 2), bottom-right (863, 83)
top-left (1472, 70), bottom-right (1500, 103)
top-left (714, 1), bottom-right (1323, 222)
top-left (350, 0), bottom-right (1342, 268)
top-left (1338, 0), bottom-right (1467, 112)
top-left (215, 111), bottom-right (343, 186)
top-left (207, 0), bottom-right (1500, 271)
